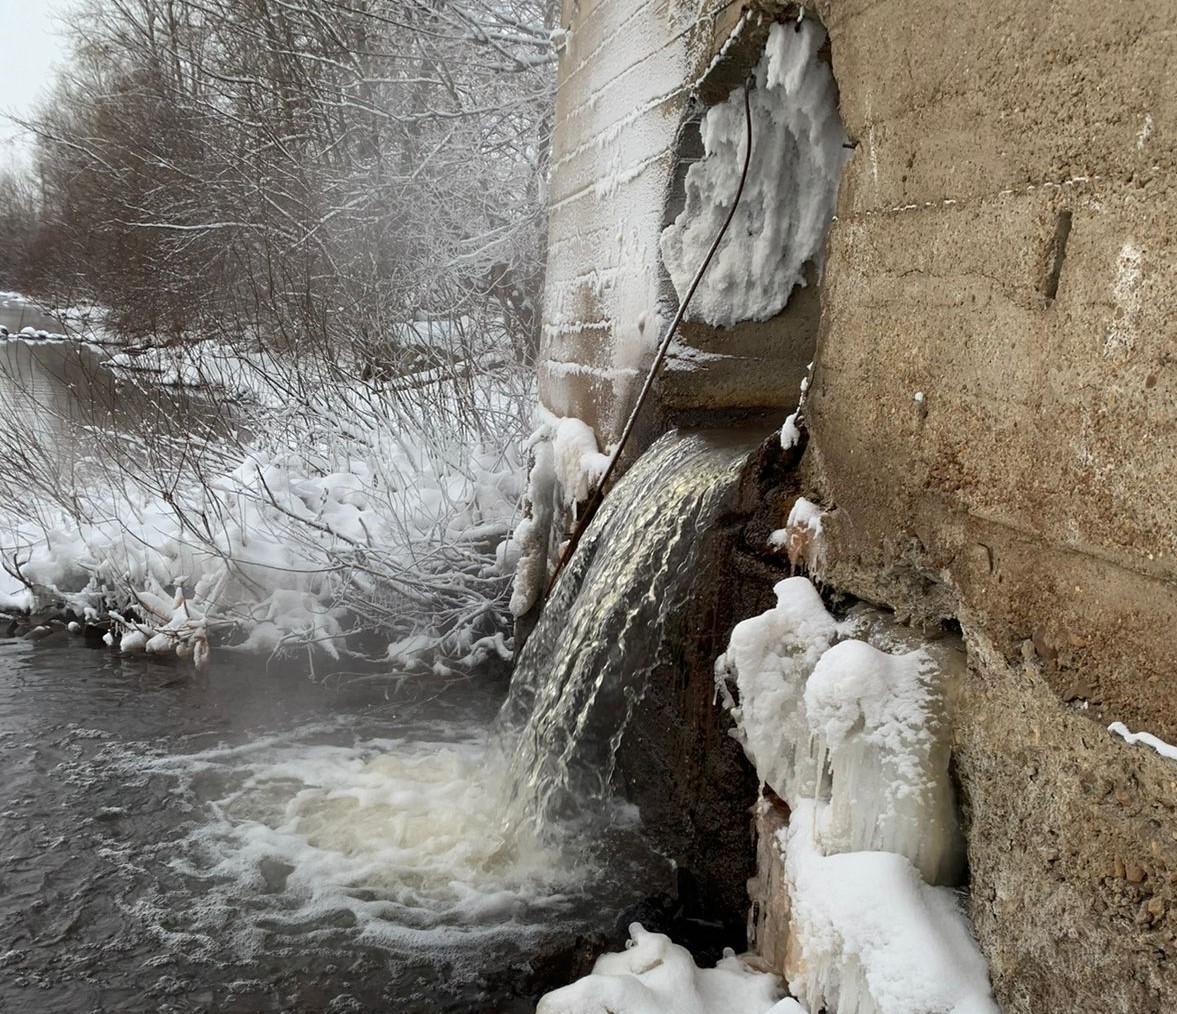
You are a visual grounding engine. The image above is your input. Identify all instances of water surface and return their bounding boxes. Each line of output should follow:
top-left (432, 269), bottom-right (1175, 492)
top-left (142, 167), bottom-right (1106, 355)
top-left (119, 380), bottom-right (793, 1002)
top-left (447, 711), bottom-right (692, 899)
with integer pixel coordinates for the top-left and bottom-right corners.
top-left (0, 639), bottom-right (628, 1013)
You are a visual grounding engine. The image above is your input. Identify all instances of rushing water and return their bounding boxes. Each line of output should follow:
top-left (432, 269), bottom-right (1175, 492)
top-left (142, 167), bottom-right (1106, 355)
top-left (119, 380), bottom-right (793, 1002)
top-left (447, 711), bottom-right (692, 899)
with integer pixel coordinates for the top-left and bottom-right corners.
top-left (0, 295), bottom-right (754, 1009)
top-left (0, 639), bottom-right (637, 1013)
top-left (501, 432), bottom-right (752, 829)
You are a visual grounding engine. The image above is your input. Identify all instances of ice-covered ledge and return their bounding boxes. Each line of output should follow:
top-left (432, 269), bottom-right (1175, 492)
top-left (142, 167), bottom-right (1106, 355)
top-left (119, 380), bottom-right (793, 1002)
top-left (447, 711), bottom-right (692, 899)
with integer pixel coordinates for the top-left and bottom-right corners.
top-left (718, 576), bottom-right (998, 1014)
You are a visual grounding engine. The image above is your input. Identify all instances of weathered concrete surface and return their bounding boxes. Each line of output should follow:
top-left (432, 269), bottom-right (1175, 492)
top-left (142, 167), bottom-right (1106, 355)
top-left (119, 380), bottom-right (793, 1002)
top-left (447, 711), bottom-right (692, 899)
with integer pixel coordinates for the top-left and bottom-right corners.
top-left (538, 0), bottom-right (1177, 1008)
top-left (805, 0), bottom-right (1177, 740)
top-left (955, 635), bottom-right (1177, 1013)
top-left (793, 1), bottom-right (1177, 1008)
top-left (540, 0), bottom-right (816, 438)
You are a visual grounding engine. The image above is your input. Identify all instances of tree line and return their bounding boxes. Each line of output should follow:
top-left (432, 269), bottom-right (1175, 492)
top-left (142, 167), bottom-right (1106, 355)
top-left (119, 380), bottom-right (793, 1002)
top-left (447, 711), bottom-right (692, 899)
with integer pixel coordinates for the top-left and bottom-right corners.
top-left (2, 0), bottom-right (555, 370)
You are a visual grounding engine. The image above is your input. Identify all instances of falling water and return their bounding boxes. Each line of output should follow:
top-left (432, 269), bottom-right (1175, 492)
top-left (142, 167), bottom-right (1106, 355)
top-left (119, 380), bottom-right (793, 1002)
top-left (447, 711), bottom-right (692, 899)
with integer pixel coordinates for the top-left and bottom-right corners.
top-left (501, 430), bottom-right (753, 829)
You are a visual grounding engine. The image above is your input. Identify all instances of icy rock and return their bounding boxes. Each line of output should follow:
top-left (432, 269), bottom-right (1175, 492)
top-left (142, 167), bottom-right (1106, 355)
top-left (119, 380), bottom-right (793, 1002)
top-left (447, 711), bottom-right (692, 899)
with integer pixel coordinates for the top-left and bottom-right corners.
top-left (768, 497), bottom-right (826, 574)
top-left (119, 628), bottom-right (148, 653)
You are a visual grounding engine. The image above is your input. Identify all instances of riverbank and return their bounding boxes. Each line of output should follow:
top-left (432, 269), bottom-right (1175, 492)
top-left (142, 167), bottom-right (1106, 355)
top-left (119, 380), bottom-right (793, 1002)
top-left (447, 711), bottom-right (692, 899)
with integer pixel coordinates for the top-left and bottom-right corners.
top-left (0, 293), bottom-right (531, 673)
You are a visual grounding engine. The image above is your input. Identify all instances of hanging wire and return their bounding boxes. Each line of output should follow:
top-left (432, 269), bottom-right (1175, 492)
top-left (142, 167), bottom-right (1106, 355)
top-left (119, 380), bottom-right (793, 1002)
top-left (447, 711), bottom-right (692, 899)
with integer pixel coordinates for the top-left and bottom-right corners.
top-left (544, 77), bottom-right (756, 599)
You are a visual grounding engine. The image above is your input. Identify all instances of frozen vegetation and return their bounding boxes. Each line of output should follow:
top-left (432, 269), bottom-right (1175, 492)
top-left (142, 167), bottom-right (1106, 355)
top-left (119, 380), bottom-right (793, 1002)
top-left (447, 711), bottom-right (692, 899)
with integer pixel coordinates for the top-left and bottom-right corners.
top-left (660, 21), bottom-right (849, 328)
top-left (0, 326), bottom-right (531, 670)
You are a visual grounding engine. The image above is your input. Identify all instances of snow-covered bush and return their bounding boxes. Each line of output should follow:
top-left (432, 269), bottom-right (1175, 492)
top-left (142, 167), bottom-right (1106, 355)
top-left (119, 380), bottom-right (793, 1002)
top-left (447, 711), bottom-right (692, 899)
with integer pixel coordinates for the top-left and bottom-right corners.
top-left (0, 334), bottom-right (532, 671)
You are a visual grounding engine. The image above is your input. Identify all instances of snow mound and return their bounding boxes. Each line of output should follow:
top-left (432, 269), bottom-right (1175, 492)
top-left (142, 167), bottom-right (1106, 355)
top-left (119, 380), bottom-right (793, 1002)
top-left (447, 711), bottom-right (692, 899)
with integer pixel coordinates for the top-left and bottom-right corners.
top-left (537, 924), bottom-right (801, 1014)
top-left (783, 802), bottom-right (996, 1014)
top-left (660, 21), bottom-right (849, 328)
top-left (508, 410), bottom-right (611, 618)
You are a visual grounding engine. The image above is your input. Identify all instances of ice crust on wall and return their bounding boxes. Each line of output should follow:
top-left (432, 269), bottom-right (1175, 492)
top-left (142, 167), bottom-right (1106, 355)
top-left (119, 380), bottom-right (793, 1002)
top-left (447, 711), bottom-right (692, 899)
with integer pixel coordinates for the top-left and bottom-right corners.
top-left (717, 577), bottom-right (996, 1013)
top-left (768, 496), bottom-right (827, 573)
top-left (660, 21), bottom-right (849, 328)
top-left (782, 801), bottom-right (996, 1014)
top-left (537, 923), bottom-right (805, 1014)
top-left (508, 411), bottom-right (611, 617)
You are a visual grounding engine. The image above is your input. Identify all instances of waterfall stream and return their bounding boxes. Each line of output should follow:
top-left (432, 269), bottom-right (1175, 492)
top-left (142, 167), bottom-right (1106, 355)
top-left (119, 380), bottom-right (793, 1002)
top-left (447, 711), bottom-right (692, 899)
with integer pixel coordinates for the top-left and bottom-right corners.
top-left (500, 430), bottom-right (754, 831)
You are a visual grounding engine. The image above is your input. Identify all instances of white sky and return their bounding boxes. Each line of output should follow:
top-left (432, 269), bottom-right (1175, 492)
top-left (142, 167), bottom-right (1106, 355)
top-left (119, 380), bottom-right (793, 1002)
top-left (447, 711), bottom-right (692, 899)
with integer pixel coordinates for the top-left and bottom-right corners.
top-left (0, 1), bottom-right (71, 163)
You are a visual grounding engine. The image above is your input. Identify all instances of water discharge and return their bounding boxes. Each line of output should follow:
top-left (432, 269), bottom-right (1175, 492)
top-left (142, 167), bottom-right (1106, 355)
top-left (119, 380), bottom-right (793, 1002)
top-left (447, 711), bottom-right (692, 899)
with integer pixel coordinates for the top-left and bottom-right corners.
top-left (0, 429), bottom-right (752, 1011)
top-left (502, 431), bottom-right (753, 828)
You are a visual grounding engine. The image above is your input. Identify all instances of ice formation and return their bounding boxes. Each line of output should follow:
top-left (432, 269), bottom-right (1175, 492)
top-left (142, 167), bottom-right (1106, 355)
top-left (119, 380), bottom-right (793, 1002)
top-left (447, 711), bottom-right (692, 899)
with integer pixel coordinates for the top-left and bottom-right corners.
top-left (769, 496), bottom-right (827, 573)
top-left (782, 802), bottom-right (997, 1014)
top-left (660, 21), bottom-right (849, 328)
top-left (537, 924), bottom-right (804, 1014)
top-left (508, 411), bottom-right (611, 617)
top-left (717, 577), bottom-right (993, 1013)
top-left (1109, 720), bottom-right (1177, 762)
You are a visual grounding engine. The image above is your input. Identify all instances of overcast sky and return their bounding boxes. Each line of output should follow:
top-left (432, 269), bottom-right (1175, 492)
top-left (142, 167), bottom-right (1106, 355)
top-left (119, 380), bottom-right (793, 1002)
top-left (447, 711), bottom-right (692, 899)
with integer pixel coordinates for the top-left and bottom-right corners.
top-left (0, 1), bottom-right (70, 163)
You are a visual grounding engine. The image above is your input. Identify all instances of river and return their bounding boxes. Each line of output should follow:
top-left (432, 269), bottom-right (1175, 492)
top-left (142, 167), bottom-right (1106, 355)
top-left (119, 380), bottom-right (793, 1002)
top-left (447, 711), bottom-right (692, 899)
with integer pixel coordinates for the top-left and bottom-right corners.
top-left (0, 637), bottom-right (614, 1012)
top-left (0, 297), bottom-right (658, 1013)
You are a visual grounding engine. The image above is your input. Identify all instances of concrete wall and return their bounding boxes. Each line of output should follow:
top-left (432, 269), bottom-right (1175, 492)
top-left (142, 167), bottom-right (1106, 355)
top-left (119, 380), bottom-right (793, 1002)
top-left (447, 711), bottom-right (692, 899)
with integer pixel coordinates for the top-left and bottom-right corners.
top-left (541, 0), bottom-right (812, 440)
top-left (799, 3), bottom-right (1177, 1007)
top-left (540, 0), bottom-right (1177, 1009)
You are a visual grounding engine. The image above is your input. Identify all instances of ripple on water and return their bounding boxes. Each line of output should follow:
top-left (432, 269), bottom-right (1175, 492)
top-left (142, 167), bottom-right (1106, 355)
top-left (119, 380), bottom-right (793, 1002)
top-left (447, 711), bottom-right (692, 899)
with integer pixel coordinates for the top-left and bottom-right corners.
top-left (0, 644), bottom-right (657, 1013)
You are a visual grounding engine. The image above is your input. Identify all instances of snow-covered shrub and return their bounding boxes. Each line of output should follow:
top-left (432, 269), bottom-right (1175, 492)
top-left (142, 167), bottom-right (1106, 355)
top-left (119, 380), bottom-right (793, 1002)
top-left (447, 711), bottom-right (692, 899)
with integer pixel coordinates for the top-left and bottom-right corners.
top-left (0, 333), bottom-right (532, 671)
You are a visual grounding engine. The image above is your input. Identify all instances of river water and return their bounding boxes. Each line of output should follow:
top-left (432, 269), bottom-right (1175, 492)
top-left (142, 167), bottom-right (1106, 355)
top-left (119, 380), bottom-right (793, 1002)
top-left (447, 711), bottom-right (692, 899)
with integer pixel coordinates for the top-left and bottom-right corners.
top-left (0, 636), bottom-right (645, 1013)
top-left (0, 297), bottom-right (237, 471)
top-left (0, 297), bottom-right (664, 1012)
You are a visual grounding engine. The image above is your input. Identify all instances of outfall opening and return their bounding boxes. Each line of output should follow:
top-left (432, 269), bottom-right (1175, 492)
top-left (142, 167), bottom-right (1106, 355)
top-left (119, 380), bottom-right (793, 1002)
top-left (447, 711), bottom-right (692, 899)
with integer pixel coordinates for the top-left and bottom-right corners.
top-left (655, 12), bottom-right (850, 430)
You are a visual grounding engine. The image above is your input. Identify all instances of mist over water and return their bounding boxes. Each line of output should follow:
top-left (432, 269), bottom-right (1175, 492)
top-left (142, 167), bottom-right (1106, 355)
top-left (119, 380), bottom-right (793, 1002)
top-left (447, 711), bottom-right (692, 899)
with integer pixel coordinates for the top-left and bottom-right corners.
top-left (0, 640), bottom-right (637, 1013)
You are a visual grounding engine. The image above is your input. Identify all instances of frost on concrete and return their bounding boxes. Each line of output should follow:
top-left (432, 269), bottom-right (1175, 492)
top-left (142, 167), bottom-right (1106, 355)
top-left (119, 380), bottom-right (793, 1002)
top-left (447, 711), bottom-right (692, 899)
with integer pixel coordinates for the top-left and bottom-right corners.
top-left (536, 923), bottom-right (804, 1014)
top-left (717, 577), bottom-right (994, 1014)
top-left (660, 21), bottom-right (849, 328)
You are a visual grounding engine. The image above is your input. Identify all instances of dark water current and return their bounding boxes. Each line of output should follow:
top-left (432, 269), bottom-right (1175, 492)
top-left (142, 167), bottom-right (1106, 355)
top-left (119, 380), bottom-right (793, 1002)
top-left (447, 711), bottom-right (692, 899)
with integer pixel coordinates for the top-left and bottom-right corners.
top-left (0, 639), bottom-right (650, 1013)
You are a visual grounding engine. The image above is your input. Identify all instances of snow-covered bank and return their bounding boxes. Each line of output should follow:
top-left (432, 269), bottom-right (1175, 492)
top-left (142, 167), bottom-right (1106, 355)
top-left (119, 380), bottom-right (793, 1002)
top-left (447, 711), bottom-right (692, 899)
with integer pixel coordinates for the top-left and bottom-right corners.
top-left (0, 329), bottom-right (532, 670)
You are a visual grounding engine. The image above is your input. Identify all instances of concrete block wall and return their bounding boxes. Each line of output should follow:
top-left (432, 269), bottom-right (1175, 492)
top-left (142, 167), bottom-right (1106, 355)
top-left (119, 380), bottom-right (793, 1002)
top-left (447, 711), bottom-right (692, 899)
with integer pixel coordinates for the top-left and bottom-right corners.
top-left (539, 0), bottom-right (1177, 1009)
top-left (801, 1), bottom-right (1177, 1008)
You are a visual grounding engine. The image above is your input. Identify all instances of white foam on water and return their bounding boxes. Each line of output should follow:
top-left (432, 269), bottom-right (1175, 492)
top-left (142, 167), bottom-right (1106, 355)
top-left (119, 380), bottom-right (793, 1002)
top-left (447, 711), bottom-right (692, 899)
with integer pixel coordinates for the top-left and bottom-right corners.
top-left (107, 722), bottom-right (588, 962)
